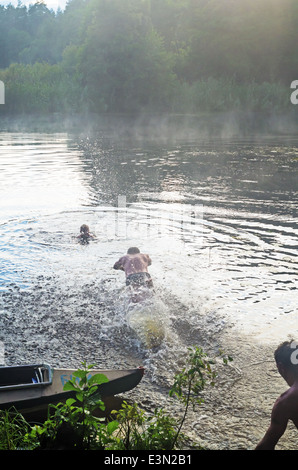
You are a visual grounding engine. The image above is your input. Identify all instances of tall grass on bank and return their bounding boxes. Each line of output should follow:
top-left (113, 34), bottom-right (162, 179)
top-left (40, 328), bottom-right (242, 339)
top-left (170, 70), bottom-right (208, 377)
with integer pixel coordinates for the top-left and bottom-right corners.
top-left (0, 63), bottom-right (81, 114)
top-left (172, 77), bottom-right (290, 113)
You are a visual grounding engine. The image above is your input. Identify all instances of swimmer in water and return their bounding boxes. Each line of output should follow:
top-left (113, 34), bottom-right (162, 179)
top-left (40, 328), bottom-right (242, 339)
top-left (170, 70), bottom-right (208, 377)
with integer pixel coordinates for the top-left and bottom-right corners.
top-left (113, 247), bottom-right (153, 289)
top-left (255, 340), bottom-right (298, 450)
top-left (77, 224), bottom-right (95, 243)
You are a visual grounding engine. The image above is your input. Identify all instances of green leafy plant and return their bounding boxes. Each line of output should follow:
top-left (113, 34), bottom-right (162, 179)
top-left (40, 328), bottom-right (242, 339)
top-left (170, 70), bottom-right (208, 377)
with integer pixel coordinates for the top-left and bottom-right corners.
top-left (1, 347), bottom-right (232, 450)
top-left (169, 346), bottom-right (219, 448)
top-left (109, 401), bottom-right (178, 450)
top-left (27, 362), bottom-right (119, 450)
top-left (110, 346), bottom-right (232, 450)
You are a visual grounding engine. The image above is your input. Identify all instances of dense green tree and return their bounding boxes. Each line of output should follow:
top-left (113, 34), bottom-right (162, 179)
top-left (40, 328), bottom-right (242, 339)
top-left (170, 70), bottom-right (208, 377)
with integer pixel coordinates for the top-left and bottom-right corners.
top-left (76, 0), bottom-right (176, 112)
top-left (176, 0), bottom-right (295, 83)
top-left (0, 0), bottom-right (296, 114)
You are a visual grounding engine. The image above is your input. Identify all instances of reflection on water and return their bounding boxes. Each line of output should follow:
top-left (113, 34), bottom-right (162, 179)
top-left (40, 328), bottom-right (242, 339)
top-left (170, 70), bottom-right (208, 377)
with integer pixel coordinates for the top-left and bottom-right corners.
top-left (1, 132), bottom-right (296, 311)
top-left (0, 128), bottom-right (297, 449)
top-left (0, 133), bottom-right (90, 216)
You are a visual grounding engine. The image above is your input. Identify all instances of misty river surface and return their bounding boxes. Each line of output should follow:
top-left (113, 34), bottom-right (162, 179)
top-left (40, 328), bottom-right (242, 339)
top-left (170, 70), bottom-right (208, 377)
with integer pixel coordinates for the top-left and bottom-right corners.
top-left (0, 121), bottom-right (297, 449)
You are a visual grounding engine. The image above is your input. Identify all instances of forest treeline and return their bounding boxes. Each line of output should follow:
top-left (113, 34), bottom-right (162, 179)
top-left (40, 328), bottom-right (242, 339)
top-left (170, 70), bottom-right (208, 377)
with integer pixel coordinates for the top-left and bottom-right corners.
top-left (0, 0), bottom-right (297, 115)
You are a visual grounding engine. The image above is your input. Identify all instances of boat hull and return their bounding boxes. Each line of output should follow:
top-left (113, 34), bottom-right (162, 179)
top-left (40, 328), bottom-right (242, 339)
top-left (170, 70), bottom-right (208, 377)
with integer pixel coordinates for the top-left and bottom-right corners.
top-left (0, 364), bottom-right (144, 420)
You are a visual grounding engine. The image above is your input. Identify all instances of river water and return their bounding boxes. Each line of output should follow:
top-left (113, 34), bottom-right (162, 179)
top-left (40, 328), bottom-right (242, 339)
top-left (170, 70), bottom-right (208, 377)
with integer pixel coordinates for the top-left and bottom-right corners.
top-left (0, 116), bottom-right (297, 449)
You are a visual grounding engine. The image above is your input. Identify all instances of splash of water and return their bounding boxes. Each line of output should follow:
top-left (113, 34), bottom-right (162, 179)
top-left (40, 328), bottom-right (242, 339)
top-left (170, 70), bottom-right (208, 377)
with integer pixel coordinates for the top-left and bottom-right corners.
top-left (125, 294), bottom-right (170, 350)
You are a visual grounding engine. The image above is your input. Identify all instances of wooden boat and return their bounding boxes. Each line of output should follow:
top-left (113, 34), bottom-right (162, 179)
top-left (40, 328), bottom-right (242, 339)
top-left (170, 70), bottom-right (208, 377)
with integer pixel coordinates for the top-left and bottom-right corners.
top-left (0, 364), bottom-right (144, 420)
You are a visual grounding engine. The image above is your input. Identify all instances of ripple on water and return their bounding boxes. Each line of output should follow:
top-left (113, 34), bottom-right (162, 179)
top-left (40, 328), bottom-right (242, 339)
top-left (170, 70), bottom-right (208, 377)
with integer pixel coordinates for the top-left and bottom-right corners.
top-left (0, 131), bottom-right (297, 449)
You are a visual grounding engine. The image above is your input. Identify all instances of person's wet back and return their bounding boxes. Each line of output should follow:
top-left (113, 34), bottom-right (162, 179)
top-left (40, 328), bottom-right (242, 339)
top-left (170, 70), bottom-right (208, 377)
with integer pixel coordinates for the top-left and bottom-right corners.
top-left (113, 247), bottom-right (153, 289)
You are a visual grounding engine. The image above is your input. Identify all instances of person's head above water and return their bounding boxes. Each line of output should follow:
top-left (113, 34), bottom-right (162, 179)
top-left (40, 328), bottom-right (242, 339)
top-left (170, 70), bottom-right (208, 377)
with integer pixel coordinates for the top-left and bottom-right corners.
top-left (274, 340), bottom-right (298, 381)
top-left (80, 224), bottom-right (90, 234)
top-left (127, 247), bottom-right (140, 254)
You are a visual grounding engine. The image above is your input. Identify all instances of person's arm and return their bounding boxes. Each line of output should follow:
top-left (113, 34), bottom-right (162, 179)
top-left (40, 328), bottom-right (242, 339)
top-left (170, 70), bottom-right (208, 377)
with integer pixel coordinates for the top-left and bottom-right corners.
top-left (255, 398), bottom-right (288, 450)
top-left (113, 257), bottom-right (124, 270)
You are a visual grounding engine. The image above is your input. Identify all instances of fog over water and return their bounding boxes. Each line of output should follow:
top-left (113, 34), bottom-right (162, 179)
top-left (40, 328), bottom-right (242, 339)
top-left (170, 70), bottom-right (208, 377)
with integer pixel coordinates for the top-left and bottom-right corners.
top-left (0, 115), bottom-right (297, 449)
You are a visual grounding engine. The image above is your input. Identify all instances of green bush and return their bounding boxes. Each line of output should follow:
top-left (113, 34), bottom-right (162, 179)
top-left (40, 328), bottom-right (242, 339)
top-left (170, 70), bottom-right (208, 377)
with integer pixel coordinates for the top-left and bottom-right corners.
top-left (26, 362), bottom-right (118, 450)
top-left (0, 347), bottom-right (232, 450)
top-left (0, 62), bottom-right (81, 114)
